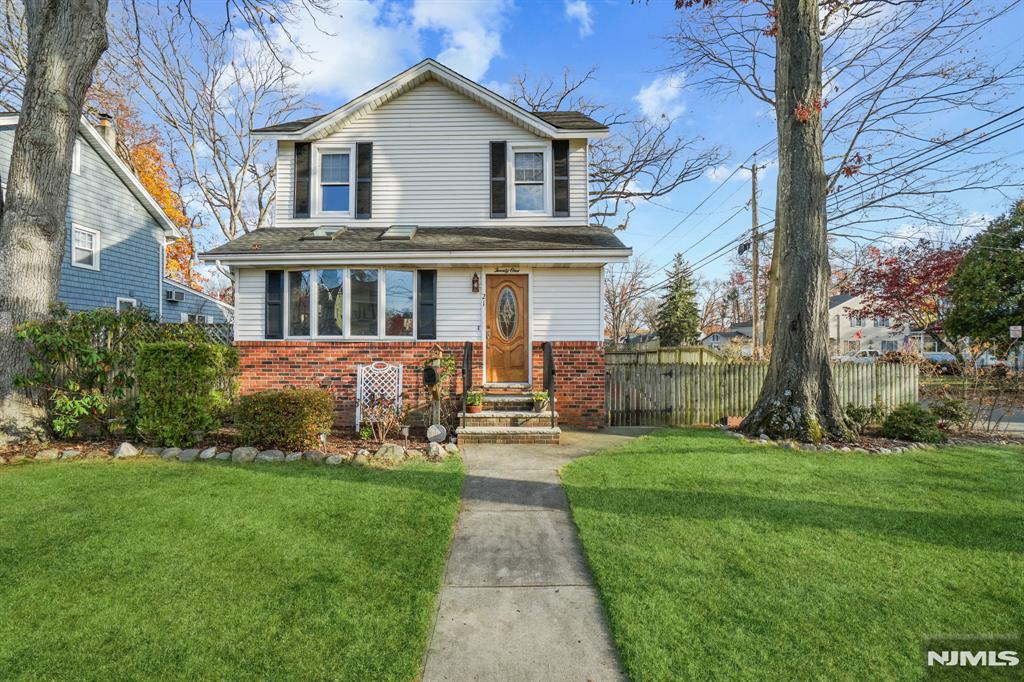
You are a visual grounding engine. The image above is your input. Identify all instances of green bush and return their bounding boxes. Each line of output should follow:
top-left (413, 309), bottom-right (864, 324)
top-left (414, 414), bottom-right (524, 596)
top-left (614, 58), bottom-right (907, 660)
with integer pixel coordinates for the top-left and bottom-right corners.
top-left (135, 342), bottom-right (238, 447)
top-left (236, 389), bottom-right (335, 451)
top-left (845, 397), bottom-right (888, 435)
top-left (929, 397), bottom-right (973, 431)
top-left (880, 403), bottom-right (946, 443)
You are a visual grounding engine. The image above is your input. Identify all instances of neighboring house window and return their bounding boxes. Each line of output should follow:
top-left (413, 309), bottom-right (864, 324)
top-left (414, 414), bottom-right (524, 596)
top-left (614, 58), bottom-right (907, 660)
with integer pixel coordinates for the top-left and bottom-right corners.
top-left (510, 145), bottom-right (549, 214)
top-left (181, 313), bottom-right (210, 324)
top-left (850, 316), bottom-right (865, 327)
top-left (71, 225), bottom-right (100, 270)
top-left (283, 267), bottom-right (417, 339)
top-left (873, 316), bottom-right (890, 328)
top-left (880, 340), bottom-right (898, 352)
top-left (116, 297), bottom-right (137, 312)
top-left (317, 147), bottom-right (352, 214)
top-left (72, 139), bottom-right (82, 175)
top-left (846, 340), bottom-right (858, 351)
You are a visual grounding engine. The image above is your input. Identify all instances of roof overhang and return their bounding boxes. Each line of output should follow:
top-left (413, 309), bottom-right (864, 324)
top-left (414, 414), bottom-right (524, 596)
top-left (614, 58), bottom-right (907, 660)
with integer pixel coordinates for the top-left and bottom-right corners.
top-left (0, 113), bottom-right (181, 239)
top-left (162, 277), bottom-right (234, 312)
top-left (251, 59), bottom-right (609, 142)
top-left (200, 247), bottom-right (632, 268)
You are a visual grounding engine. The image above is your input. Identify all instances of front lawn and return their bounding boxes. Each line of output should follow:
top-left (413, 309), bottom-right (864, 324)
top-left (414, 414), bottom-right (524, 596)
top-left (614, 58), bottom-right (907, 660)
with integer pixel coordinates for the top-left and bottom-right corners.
top-left (0, 458), bottom-right (463, 681)
top-left (562, 429), bottom-right (1023, 681)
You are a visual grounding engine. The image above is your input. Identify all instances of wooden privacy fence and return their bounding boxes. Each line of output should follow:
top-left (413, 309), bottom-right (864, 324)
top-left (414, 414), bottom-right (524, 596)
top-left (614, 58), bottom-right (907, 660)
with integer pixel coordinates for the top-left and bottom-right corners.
top-left (605, 345), bottom-right (726, 366)
top-left (606, 362), bottom-right (919, 426)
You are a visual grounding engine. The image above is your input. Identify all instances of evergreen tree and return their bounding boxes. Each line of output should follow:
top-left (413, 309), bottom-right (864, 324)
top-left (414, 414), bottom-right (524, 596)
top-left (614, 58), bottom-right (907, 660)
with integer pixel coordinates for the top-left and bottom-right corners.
top-left (656, 254), bottom-right (701, 347)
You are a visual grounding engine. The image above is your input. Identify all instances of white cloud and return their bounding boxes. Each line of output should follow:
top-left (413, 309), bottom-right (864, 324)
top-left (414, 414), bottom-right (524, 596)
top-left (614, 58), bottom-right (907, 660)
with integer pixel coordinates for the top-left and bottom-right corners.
top-left (411, 0), bottom-right (511, 81)
top-left (564, 0), bottom-right (593, 36)
top-left (274, 0), bottom-right (512, 99)
top-left (634, 73), bottom-right (686, 122)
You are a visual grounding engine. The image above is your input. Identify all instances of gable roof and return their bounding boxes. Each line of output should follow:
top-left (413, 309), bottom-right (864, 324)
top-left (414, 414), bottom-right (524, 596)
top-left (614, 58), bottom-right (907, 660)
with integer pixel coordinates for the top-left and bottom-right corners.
top-left (163, 278), bottom-right (234, 312)
top-left (829, 293), bottom-right (855, 310)
top-left (0, 113), bottom-right (181, 239)
top-left (251, 59), bottom-right (609, 141)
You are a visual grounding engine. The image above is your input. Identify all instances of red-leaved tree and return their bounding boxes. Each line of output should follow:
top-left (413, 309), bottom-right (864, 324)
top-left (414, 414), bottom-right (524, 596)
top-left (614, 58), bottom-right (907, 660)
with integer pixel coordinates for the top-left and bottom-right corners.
top-left (844, 240), bottom-right (966, 355)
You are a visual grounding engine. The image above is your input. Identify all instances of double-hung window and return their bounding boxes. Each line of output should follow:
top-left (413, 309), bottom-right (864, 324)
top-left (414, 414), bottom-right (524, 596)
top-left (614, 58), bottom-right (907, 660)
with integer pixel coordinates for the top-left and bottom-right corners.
top-left (72, 225), bottom-right (100, 270)
top-left (284, 267), bottom-right (416, 339)
top-left (318, 148), bottom-right (351, 214)
top-left (511, 146), bottom-right (549, 214)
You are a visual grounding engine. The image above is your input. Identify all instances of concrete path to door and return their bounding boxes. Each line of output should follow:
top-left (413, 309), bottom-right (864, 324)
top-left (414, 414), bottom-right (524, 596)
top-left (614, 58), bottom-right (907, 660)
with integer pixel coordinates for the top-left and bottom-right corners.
top-left (422, 428), bottom-right (654, 682)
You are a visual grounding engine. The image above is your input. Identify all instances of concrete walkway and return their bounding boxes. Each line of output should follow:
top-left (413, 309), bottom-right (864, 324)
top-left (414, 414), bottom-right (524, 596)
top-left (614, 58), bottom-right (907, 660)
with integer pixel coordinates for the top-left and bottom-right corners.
top-left (423, 429), bottom-right (650, 682)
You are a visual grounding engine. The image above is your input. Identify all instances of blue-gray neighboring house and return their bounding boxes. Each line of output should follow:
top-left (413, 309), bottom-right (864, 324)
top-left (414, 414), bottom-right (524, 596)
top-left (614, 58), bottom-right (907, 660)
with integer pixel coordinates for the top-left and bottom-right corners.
top-left (161, 277), bottom-right (232, 325)
top-left (0, 112), bottom-right (232, 326)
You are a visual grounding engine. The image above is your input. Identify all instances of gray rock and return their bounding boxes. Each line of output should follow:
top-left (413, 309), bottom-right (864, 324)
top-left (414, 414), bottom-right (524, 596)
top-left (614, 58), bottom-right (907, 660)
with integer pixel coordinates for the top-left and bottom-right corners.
top-left (444, 442), bottom-right (459, 454)
top-left (83, 449), bottom-right (107, 459)
top-left (428, 441), bottom-right (445, 459)
top-left (840, 446), bottom-right (852, 452)
top-left (782, 441), bottom-right (796, 450)
top-left (878, 447), bottom-right (892, 455)
top-left (231, 447), bottom-right (258, 463)
top-left (426, 424), bottom-right (446, 443)
top-left (286, 452), bottom-right (303, 462)
top-left (820, 444), bottom-right (835, 451)
top-left (374, 444), bottom-right (405, 462)
top-left (303, 450), bottom-right (326, 462)
top-left (353, 453), bottom-right (369, 465)
top-left (60, 449), bottom-right (81, 460)
top-left (35, 449), bottom-right (60, 461)
top-left (161, 448), bottom-right (182, 460)
top-left (405, 449), bottom-right (424, 459)
top-left (198, 447), bottom-right (218, 460)
top-left (325, 454), bottom-right (343, 465)
top-left (853, 447), bottom-right (869, 453)
top-left (357, 448), bottom-right (371, 457)
top-left (215, 450), bottom-right (232, 460)
top-left (799, 443), bottom-right (817, 452)
top-left (112, 442), bottom-right (139, 458)
top-left (142, 447), bottom-right (162, 458)
top-left (256, 449), bottom-right (285, 463)
top-left (178, 449), bottom-right (200, 462)
top-left (758, 434), bottom-right (770, 441)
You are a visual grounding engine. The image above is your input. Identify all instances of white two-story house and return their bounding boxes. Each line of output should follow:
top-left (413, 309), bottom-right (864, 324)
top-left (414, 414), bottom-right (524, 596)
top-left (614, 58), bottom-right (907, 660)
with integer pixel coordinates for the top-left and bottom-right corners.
top-left (201, 60), bottom-right (631, 438)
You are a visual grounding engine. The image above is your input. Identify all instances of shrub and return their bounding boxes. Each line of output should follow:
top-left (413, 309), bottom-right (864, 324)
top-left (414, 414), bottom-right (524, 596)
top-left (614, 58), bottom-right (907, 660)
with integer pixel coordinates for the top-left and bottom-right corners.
top-left (845, 397), bottom-right (888, 435)
top-left (136, 342), bottom-right (238, 447)
top-left (880, 403), bottom-right (946, 443)
top-left (236, 389), bottom-right (335, 451)
top-left (929, 397), bottom-right (972, 431)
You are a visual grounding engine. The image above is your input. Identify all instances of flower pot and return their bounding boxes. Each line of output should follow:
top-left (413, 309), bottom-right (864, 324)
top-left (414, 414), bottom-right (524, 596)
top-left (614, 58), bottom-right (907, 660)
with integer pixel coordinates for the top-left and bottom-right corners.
top-left (533, 400), bottom-right (550, 413)
top-left (466, 404), bottom-right (483, 414)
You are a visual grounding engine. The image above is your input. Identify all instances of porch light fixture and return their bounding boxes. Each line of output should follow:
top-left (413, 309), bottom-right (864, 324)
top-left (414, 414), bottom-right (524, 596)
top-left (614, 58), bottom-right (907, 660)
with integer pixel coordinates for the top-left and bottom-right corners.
top-left (472, 273), bottom-right (480, 293)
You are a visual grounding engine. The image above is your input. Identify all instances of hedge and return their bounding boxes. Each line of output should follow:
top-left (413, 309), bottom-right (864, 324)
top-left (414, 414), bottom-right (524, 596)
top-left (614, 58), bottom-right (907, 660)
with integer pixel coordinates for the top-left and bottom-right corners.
top-left (135, 342), bottom-right (238, 447)
top-left (236, 389), bottom-right (335, 451)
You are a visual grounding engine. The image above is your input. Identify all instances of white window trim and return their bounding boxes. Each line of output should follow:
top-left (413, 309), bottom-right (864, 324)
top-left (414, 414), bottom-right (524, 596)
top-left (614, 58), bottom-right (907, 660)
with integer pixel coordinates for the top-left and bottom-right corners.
top-left (281, 266), bottom-right (417, 340)
top-left (312, 144), bottom-right (355, 218)
top-left (72, 139), bottom-right (82, 175)
top-left (181, 312), bottom-right (210, 324)
top-left (508, 144), bottom-right (552, 216)
top-left (71, 224), bottom-right (100, 271)
top-left (116, 297), bottom-right (137, 312)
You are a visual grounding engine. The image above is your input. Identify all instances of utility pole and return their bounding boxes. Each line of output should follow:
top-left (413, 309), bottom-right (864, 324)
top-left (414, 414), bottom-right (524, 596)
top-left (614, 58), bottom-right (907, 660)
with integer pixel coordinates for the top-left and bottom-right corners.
top-left (750, 162), bottom-right (761, 359)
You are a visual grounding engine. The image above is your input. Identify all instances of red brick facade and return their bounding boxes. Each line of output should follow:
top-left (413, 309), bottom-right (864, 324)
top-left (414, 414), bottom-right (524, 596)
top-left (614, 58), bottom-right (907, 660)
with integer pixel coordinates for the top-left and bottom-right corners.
top-left (236, 340), bottom-right (606, 430)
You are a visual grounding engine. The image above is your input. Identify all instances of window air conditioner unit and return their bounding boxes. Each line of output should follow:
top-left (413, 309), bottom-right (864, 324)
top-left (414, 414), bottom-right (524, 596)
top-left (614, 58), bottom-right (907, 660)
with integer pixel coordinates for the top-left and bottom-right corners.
top-left (165, 290), bottom-right (184, 302)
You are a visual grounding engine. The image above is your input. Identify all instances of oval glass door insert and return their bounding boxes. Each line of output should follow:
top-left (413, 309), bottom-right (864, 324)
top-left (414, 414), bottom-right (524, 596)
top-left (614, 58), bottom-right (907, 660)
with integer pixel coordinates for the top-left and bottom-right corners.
top-left (497, 286), bottom-right (518, 340)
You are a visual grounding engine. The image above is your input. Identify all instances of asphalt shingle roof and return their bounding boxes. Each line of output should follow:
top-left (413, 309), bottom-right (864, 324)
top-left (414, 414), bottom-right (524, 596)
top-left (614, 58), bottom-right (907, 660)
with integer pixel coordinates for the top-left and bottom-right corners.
top-left (202, 225), bottom-right (628, 257)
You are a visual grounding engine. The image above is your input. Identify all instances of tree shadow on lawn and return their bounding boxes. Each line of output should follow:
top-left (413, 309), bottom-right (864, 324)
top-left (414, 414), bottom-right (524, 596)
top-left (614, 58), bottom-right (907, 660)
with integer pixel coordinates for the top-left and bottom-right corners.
top-left (562, 484), bottom-right (1024, 554)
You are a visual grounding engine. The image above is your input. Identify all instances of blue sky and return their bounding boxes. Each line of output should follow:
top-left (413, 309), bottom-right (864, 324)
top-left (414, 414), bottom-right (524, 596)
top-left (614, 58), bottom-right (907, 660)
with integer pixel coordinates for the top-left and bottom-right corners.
top-left (276, 0), bottom-right (1024, 284)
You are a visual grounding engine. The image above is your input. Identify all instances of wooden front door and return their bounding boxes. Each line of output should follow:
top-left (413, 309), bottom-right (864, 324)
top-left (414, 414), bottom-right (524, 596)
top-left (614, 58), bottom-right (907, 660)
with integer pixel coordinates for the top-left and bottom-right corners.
top-left (486, 274), bottom-right (529, 383)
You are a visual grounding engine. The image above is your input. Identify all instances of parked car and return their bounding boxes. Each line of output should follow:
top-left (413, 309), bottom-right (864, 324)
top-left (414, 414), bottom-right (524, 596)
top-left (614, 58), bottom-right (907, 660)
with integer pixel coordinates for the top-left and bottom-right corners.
top-left (835, 349), bottom-right (882, 364)
top-left (922, 351), bottom-right (960, 374)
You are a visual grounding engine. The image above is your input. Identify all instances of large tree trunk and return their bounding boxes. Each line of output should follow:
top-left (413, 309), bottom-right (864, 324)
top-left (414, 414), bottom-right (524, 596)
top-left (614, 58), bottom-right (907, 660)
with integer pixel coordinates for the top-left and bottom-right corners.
top-left (0, 0), bottom-right (107, 443)
top-left (739, 0), bottom-right (850, 442)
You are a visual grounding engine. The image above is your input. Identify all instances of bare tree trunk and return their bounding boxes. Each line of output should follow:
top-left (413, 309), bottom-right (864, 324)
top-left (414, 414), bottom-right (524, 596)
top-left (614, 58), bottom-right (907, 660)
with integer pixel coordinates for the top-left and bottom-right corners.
top-left (739, 0), bottom-right (849, 442)
top-left (763, 233), bottom-right (781, 349)
top-left (0, 0), bottom-right (107, 443)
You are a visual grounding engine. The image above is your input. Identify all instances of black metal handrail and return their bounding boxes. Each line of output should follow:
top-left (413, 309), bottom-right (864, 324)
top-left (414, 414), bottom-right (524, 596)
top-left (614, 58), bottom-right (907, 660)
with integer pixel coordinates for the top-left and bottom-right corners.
top-left (543, 341), bottom-right (556, 429)
top-left (462, 340), bottom-right (473, 418)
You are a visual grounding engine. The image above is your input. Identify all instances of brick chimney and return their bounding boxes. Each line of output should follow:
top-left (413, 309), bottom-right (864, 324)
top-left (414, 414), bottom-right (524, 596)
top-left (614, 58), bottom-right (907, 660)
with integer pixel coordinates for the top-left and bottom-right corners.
top-left (96, 113), bottom-right (116, 149)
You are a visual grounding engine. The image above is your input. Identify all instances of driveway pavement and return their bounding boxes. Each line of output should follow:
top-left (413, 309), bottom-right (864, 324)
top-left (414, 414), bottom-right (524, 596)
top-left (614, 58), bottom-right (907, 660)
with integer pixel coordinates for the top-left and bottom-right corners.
top-left (422, 428), bottom-right (652, 682)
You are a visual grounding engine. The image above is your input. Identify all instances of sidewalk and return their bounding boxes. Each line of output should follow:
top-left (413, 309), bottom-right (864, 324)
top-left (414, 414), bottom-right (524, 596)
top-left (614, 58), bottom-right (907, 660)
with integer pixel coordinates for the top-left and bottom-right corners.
top-left (422, 430), bottom-right (648, 682)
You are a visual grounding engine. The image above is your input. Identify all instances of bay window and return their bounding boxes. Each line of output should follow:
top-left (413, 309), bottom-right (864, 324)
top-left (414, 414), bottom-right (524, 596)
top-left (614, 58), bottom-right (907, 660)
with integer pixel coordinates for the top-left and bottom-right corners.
top-left (283, 267), bottom-right (419, 338)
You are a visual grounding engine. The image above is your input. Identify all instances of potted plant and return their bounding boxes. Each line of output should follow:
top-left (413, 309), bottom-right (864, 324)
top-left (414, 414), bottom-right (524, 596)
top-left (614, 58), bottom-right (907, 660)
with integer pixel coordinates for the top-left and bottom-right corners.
top-left (532, 390), bottom-right (550, 412)
top-left (465, 390), bottom-right (484, 414)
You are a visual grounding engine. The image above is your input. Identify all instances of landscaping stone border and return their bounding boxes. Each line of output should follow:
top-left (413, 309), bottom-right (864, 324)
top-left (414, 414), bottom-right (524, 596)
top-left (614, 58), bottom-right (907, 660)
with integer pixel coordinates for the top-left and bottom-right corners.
top-left (5, 441), bottom-right (459, 467)
top-left (719, 425), bottom-right (1022, 453)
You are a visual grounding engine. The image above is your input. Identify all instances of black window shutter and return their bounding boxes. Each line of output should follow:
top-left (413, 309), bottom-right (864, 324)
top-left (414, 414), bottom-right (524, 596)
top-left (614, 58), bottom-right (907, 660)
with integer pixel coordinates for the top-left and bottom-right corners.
top-left (293, 142), bottom-right (311, 218)
top-left (356, 142), bottom-right (372, 219)
top-left (553, 140), bottom-right (570, 217)
top-left (417, 270), bottom-right (437, 340)
top-left (489, 141), bottom-right (507, 218)
top-left (265, 270), bottom-right (284, 339)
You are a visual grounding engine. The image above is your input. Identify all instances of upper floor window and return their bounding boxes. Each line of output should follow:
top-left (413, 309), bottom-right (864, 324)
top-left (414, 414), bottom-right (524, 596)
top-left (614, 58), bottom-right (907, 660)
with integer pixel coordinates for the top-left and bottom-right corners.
top-left (873, 316), bottom-right (890, 328)
top-left (72, 139), bottom-right (82, 175)
top-left (850, 316), bottom-right (865, 327)
top-left (510, 145), bottom-right (550, 214)
top-left (317, 147), bottom-right (352, 214)
top-left (72, 225), bottom-right (99, 270)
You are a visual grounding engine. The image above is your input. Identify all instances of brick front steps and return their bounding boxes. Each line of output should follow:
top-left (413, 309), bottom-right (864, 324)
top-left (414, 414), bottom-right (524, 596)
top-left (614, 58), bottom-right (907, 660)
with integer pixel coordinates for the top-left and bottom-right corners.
top-left (455, 426), bottom-right (562, 445)
top-left (459, 410), bottom-right (558, 428)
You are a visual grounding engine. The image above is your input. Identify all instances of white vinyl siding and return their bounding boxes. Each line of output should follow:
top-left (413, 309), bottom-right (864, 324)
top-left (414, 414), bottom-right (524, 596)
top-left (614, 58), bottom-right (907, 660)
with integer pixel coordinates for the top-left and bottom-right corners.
top-left (274, 79), bottom-right (588, 227)
top-left (532, 268), bottom-right (602, 341)
top-left (235, 268), bottom-right (266, 340)
top-left (436, 268), bottom-right (482, 341)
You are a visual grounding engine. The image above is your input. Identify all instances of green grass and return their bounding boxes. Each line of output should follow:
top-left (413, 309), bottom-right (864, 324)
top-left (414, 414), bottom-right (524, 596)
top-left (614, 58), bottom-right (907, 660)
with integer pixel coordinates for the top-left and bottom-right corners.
top-left (562, 429), bottom-right (1024, 681)
top-left (0, 458), bottom-right (463, 681)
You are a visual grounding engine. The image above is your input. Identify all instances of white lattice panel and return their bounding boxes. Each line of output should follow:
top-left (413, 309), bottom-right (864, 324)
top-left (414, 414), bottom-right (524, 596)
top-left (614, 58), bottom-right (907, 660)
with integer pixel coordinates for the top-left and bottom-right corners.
top-left (355, 361), bottom-right (404, 429)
